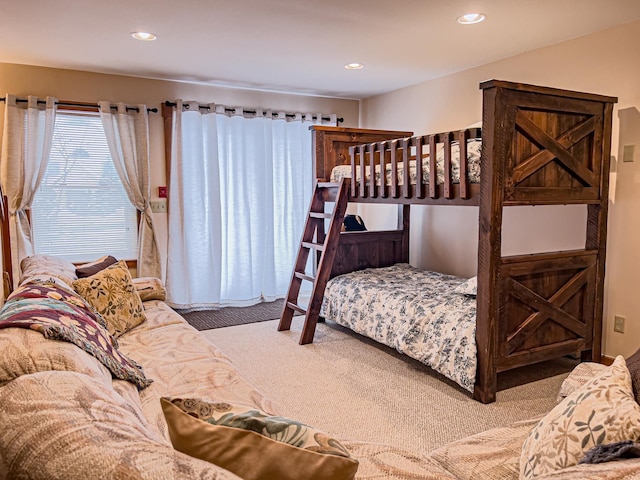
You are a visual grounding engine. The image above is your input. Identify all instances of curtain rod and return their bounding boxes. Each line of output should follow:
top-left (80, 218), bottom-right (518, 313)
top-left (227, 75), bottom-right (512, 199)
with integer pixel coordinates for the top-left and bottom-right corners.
top-left (0, 97), bottom-right (158, 113)
top-left (163, 101), bottom-right (343, 124)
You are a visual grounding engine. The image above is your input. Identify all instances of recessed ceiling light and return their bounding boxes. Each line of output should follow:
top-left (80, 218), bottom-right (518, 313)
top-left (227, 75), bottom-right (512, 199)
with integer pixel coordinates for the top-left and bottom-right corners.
top-left (457, 13), bottom-right (486, 24)
top-left (345, 63), bottom-right (364, 70)
top-left (131, 31), bottom-right (157, 41)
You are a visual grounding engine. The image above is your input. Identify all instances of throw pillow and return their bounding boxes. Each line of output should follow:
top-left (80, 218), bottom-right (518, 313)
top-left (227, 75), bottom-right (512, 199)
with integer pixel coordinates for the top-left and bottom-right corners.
top-left (453, 276), bottom-right (477, 296)
top-left (625, 348), bottom-right (640, 404)
top-left (131, 277), bottom-right (167, 302)
top-left (556, 361), bottom-right (609, 402)
top-left (520, 356), bottom-right (640, 479)
top-left (75, 255), bottom-right (118, 278)
top-left (161, 397), bottom-right (359, 480)
top-left (73, 260), bottom-right (146, 337)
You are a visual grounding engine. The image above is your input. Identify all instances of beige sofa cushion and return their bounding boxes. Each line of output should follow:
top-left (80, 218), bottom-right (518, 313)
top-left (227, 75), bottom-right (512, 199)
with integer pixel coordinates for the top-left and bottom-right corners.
top-left (117, 300), bottom-right (276, 442)
top-left (342, 441), bottom-right (457, 480)
top-left (0, 370), bottom-right (241, 480)
top-left (0, 327), bottom-right (111, 384)
top-left (429, 416), bottom-right (539, 480)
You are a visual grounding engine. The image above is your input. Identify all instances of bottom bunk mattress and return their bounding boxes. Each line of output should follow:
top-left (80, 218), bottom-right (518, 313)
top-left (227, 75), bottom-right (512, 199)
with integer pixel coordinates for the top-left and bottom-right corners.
top-left (320, 263), bottom-right (477, 392)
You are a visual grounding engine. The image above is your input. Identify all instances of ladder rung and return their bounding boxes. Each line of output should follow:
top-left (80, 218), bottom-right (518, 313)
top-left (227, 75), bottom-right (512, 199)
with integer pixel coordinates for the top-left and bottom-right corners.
top-left (302, 241), bottom-right (325, 251)
top-left (295, 272), bottom-right (315, 283)
top-left (317, 182), bottom-right (340, 188)
top-left (309, 212), bottom-right (331, 219)
top-left (286, 301), bottom-right (307, 314)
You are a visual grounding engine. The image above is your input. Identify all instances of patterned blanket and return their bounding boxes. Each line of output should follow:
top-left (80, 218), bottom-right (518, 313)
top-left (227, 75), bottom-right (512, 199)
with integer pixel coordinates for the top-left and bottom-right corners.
top-left (320, 264), bottom-right (477, 392)
top-left (0, 281), bottom-right (151, 389)
top-left (330, 139), bottom-right (482, 186)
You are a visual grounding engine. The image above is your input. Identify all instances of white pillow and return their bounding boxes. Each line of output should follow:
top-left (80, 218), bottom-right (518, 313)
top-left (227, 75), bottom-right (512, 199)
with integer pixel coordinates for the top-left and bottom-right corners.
top-left (19, 254), bottom-right (78, 287)
top-left (453, 276), bottom-right (477, 296)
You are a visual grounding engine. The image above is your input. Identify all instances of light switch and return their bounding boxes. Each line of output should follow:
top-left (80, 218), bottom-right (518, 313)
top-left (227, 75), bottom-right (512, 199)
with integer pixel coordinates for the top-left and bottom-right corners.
top-left (150, 200), bottom-right (167, 213)
top-left (623, 144), bottom-right (635, 163)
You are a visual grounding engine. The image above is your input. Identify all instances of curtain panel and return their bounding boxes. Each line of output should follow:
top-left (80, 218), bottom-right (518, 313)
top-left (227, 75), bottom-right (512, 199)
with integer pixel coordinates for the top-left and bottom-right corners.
top-left (0, 94), bottom-right (57, 283)
top-left (99, 102), bottom-right (161, 278)
top-left (166, 101), bottom-right (335, 309)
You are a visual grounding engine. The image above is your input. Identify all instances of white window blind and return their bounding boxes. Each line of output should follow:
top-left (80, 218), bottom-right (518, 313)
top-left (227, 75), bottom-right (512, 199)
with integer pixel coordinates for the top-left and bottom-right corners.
top-left (32, 111), bottom-right (137, 263)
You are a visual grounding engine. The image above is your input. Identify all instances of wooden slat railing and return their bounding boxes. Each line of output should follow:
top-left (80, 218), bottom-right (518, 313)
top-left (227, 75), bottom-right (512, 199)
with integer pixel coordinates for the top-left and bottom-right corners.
top-left (348, 127), bottom-right (481, 202)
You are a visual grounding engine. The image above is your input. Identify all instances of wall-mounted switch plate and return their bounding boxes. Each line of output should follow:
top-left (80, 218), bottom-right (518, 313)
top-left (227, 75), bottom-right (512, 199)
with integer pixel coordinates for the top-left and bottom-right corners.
top-left (613, 315), bottom-right (626, 334)
top-left (623, 145), bottom-right (635, 163)
top-left (150, 200), bottom-right (167, 213)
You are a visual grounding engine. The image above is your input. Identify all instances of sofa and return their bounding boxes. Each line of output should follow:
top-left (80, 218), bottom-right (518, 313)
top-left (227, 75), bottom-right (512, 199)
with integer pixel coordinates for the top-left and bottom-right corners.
top-left (1, 254), bottom-right (639, 480)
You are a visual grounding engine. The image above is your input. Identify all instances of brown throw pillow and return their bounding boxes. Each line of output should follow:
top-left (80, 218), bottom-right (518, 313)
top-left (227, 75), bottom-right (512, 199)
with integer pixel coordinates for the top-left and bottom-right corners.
top-left (75, 255), bottom-right (118, 278)
top-left (625, 348), bottom-right (640, 404)
top-left (72, 260), bottom-right (146, 337)
top-left (161, 397), bottom-right (358, 480)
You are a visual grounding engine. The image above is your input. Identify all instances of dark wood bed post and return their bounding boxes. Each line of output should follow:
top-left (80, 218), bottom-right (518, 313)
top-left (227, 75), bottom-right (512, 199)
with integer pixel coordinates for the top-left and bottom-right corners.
top-left (584, 101), bottom-right (614, 363)
top-left (474, 83), bottom-right (508, 404)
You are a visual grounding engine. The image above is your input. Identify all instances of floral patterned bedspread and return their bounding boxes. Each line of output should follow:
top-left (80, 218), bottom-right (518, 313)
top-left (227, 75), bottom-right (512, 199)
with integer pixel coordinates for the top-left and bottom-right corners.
top-left (330, 139), bottom-right (482, 186)
top-left (320, 264), bottom-right (477, 392)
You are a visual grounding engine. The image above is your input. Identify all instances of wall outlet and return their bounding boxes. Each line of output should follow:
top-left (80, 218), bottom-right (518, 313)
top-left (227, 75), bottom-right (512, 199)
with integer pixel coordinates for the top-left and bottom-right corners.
top-left (613, 315), bottom-right (626, 334)
top-left (150, 199), bottom-right (167, 213)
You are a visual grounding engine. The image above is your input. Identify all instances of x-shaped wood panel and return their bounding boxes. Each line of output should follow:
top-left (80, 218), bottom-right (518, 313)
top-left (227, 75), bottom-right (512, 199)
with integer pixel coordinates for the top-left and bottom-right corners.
top-left (505, 269), bottom-right (590, 355)
top-left (511, 112), bottom-right (597, 187)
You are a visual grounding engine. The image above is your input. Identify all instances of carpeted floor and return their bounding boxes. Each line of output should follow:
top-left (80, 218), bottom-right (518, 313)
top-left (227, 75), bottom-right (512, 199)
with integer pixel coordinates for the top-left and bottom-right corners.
top-left (202, 318), bottom-right (578, 454)
top-left (177, 299), bottom-right (296, 330)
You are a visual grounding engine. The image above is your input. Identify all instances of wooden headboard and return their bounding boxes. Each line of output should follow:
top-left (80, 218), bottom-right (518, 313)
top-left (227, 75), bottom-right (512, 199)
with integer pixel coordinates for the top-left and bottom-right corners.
top-left (310, 126), bottom-right (412, 182)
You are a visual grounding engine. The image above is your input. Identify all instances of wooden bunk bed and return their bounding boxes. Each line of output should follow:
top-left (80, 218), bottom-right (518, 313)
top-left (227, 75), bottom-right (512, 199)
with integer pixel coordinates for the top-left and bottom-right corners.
top-left (278, 79), bottom-right (617, 403)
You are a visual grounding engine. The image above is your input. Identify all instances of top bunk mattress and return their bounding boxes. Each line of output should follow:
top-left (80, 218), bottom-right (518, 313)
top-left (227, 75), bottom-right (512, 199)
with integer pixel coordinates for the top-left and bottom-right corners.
top-left (320, 263), bottom-right (477, 392)
top-left (330, 139), bottom-right (481, 186)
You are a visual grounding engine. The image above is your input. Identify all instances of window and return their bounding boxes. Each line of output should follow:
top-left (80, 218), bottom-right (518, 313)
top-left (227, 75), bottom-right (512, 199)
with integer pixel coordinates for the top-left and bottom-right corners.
top-left (32, 111), bottom-right (137, 263)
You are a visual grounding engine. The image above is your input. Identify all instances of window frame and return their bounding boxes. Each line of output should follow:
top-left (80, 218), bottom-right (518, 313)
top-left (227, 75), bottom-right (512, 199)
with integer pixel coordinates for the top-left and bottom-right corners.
top-left (31, 104), bottom-right (139, 268)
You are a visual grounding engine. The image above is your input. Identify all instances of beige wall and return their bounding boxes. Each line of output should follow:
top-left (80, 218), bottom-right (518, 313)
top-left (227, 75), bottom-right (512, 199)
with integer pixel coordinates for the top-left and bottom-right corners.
top-left (0, 63), bottom-right (359, 286)
top-left (360, 20), bottom-right (640, 358)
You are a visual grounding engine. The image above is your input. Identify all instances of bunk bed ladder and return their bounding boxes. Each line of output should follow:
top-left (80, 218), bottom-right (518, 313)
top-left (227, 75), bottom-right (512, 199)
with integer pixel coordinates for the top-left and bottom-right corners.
top-left (278, 178), bottom-right (349, 345)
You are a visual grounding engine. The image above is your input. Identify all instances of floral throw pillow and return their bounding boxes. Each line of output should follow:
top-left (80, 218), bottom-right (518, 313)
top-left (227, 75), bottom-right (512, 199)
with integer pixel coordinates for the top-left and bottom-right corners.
top-left (161, 397), bottom-right (358, 480)
top-left (520, 356), bottom-right (640, 479)
top-left (73, 260), bottom-right (146, 337)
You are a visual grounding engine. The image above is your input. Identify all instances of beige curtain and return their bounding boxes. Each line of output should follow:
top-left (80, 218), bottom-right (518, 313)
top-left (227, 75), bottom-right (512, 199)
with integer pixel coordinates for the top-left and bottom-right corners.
top-left (0, 94), bottom-right (57, 282)
top-left (99, 102), bottom-right (161, 278)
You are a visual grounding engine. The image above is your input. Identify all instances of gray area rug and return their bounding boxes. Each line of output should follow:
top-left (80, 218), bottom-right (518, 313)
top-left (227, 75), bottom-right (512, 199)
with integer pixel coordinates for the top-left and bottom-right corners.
top-left (177, 300), bottom-right (296, 331)
top-left (202, 319), bottom-right (578, 454)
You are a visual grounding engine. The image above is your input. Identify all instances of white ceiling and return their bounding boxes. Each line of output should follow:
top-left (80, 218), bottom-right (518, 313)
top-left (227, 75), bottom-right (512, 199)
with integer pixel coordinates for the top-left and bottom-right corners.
top-left (2, 0), bottom-right (640, 99)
